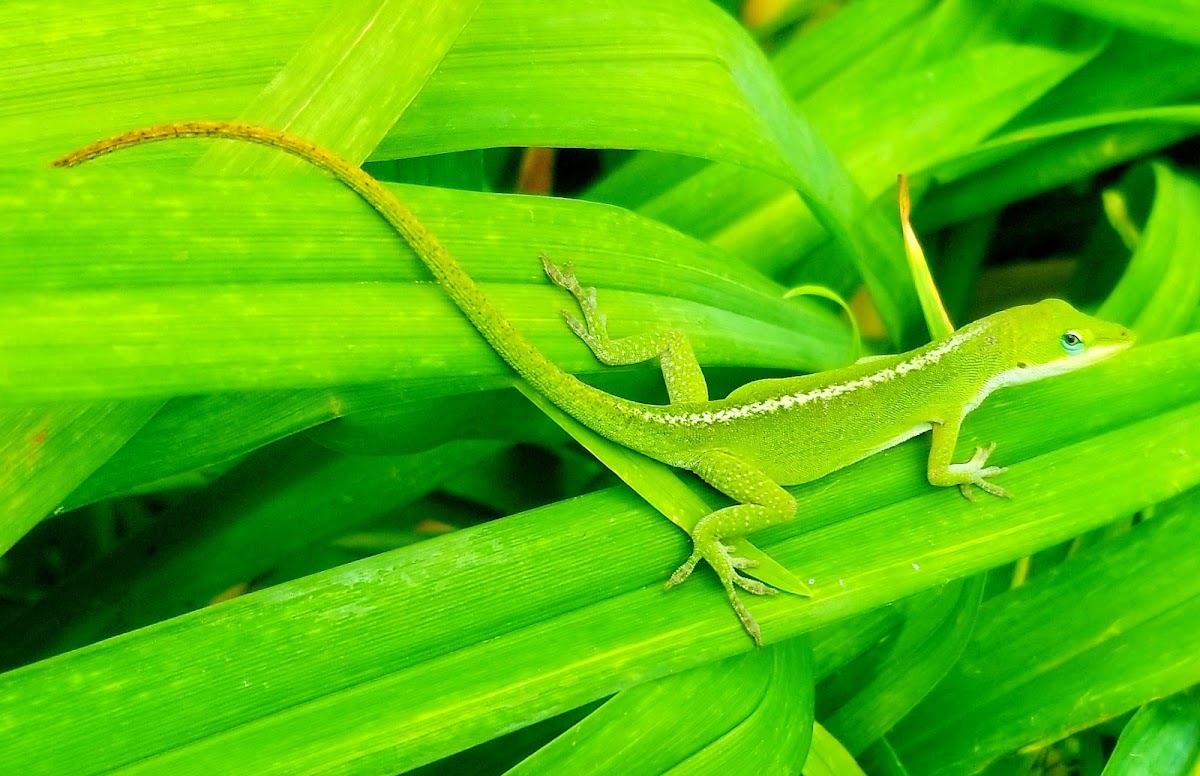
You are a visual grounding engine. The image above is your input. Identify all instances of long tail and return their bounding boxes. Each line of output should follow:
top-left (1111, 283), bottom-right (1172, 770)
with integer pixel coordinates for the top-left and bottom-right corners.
top-left (52, 121), bottom-right (643, 433)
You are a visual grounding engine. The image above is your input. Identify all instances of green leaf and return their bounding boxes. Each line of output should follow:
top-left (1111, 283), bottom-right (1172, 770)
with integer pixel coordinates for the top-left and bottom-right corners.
top-left (802, 722), bottom-right (867, 776)
top-left (920, 31), bottom-right (1200, 227)
top-left (823, 576), bottom-right (983, 755)
top-left (0, 339), bottom-right (1195, 774)
top-left (379, 0), bottom-right (919, 339)
top-left (890, 490), bottom-right (1200, 774)
top-left (0, 0), bottom-right (917, 340)
top-left (897, 175), bottom-right (954, 338)
top-left (770, 0), bottom-right (935, 102)
top-left (590, 5), bottom-right (1104, 297)
top-left (0, 402), bottom-right (159, 555)
top-left (1100, 162), bottom-right (1200, 342)
top-left (0, 170), bottom-right (849, 405)
top-left (1038, 0), bottom-right (1200, 48)
top-left (0, 438), bottom-right (500, 667)
top-left (1, 0), bottom-right (458, 556)
top-left (64, 390), bottom-right (347, 508)
top-left (200, 0), bottom-right (482, 173)
top-left (509, 636), bottom-right (814, 775)
top-left (1102, 689), bottom-right (1200, 776)
top-left (810, 609), bottom-right (902, 682)
top-left (3, 2), bottom-right (1200, 772)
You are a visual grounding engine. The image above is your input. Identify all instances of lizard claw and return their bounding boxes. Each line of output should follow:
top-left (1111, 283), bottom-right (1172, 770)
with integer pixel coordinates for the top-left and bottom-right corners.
top-left (665, 530), bottom-right (777, 648)
top-left (561, 310), bottom-right (587, 339)
top-left (733, 574), bottom-right (777, 596)
top-left (540, 253), bottom-right (564, 283)
top-left (542, 253), bottom-right (582, 293)
top-left (955, 442), bottom-right (1011, 500)
top-left (544, 253), bottom-right (611, 350)
top-left (727, 554), bottom-right (759, 571)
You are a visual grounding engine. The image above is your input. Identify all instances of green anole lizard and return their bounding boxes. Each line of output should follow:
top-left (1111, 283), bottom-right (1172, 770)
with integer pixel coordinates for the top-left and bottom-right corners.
top-left (53, 122), bottom-right (1134, 645)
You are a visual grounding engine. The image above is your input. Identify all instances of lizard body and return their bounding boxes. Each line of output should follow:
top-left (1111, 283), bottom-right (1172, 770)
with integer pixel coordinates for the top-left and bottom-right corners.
top-left (53, 122), bottom-right (1134, 644)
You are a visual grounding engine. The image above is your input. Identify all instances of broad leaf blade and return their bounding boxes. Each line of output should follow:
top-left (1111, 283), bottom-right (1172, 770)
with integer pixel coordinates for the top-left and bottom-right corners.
top-left (890, 491), bottom-right (1200, 774)
top-left (1102, 689), bottom-right (1200, 776)
top-left (823, 576), bottom-right (983, 755)
top-left (200, 0), bottom-right (482, 173)
top-left (509, 637), bottom-right (813, 775)
top-left (0, 403), bottom-right (159, 555)
top-left (1038, 0), bottom-right (1200, 47)
top-left (0, 341), bottom-right (1195, 774)
top-left (0, 171), bottom-right (850, 405)
top-left (802, 723), bottom-right (867, 776)
top-left (0, 439), bottom-right (500, 667)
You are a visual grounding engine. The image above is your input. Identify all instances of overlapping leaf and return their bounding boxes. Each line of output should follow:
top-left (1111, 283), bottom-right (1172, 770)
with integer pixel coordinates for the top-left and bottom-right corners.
top-left (508, 637), bottom-right (814, 775)
top-left (2, 1), bottom-right (1199, 774)
top-left (1, 338), bottom-right (1196, 774)
top-left (891, 492), bottom-right (1200, 774)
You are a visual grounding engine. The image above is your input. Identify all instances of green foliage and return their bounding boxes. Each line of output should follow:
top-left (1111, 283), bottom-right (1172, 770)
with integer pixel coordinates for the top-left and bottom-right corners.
top-left (1, 0), bottom-right (1198, 773)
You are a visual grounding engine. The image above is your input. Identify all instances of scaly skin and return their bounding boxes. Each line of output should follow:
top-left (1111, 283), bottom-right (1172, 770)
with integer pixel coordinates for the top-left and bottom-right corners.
top-left (53, 122), bottom-right (1134, 645)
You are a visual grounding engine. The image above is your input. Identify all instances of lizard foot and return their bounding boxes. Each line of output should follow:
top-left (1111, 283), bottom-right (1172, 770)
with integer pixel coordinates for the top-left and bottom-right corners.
top-left (665, 533), bottom-right (777, 647)
top-left (541, 253), bottom-right (609, 341)
top-left (541, 253), bottom-right (615, 355)
top-left (952, 442), bottom-right (1011, 501)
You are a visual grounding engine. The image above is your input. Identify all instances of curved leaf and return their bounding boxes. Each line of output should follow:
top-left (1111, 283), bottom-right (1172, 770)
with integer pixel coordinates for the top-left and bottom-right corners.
top-left (0, 0), bottom-right (463, 557)
top-left (0, 170), bottom-right (849, 406)
top-left (1103, 689), bottom-right (1200, 776)
top-left (509, 637), bottom-right (813, 775)
top-left (377, 0), bottom-right (918, 337)
top-left (823, 576), bottom-right (983, 755)
top-left (1100, 162), bottom-right (1200, 341)
top-left (1038, 0), bottom-right (1200, 47)
top-left (801, 723), bottom-right (867, 776)
top-left (2, 3), bottom-right (1199, 773)
top-left (890, 491), bottom-right (1200, 774)
top-left (0, 0), bottom-right (917, 339)
top-left (200, 0), bottom-right (483, 173)
top-left (1, 439), bottom-right (500, 667)
top-left (0, 340), bottom-right (1195, 774)
top-left (590, 6), bottom-right (1104, 290)
top-left (0, 402), bottom-right (159, 554)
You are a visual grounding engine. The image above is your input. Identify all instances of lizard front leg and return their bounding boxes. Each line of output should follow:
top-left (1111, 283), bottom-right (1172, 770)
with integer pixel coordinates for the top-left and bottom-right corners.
top-left (927, 415), bottom-right (1011, 500)
top-left (665, 450), bottom-right (797, 646)
top-left (541, 254), bottom-right (708, 404)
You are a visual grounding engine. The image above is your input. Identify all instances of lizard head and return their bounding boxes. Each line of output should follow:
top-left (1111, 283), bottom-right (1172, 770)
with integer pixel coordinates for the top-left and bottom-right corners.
top-left (998, 298), bottom-right (1133, 381)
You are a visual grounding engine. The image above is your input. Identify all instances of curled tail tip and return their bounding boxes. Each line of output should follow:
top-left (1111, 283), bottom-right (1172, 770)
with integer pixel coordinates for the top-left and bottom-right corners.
top-left (49, 122), bottom-right (223, 170)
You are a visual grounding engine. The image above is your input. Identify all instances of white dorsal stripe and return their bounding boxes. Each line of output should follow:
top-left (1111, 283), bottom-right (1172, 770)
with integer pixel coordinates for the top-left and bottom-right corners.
top-left (638, 325), bottom-right (985, 426)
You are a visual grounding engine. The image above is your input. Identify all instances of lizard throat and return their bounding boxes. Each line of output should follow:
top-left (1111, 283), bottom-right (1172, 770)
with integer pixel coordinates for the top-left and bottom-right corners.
top-left (962, 344), bottom-right (1126, 414)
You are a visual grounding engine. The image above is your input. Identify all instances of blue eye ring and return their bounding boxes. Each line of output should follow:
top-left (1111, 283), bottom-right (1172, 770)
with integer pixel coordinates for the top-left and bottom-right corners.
top-left (1061, 330), bottom-right (1084, 353)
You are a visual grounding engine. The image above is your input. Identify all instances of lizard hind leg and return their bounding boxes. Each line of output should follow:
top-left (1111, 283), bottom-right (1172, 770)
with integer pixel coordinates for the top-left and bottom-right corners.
top-left (541, 254), bottom-right (708, 404)
top-left (665, 450), bottom-right (798, 646)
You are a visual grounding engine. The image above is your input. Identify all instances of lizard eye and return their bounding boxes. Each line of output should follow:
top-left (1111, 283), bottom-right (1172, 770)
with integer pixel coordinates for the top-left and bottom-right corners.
top-left (1060, 331), bottom-right (1084, 353)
